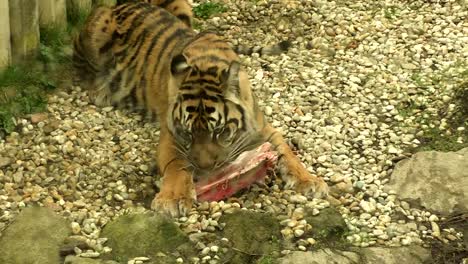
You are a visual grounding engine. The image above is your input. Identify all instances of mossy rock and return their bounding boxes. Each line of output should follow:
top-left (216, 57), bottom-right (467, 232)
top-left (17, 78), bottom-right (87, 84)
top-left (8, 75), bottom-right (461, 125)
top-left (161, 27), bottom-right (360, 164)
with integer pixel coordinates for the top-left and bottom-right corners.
top-left (305, 207), bottom-right (348, 247)
top-left (256, 255), bottom-right (280, 264)
top-left (220, 210), bottom-right (281, 263)
top-left (0, 206), bottom-right (70, 264)
top-left (101, 212), bottom-right (194, 262)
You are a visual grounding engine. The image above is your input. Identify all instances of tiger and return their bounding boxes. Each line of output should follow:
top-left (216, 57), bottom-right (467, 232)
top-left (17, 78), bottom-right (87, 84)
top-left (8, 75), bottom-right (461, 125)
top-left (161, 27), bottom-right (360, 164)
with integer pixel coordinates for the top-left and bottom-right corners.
top-left (73, 2), bottom-right (328, 217)
top-left (115, 0), bottom-right (193, 27)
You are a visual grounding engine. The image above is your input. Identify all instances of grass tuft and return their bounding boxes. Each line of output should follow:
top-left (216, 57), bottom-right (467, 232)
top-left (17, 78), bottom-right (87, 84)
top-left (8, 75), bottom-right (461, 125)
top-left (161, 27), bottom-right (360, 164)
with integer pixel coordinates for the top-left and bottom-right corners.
top-left (193, 2), bottom-right (227, 19)
top-left (0, 66), bottom-right (50, 134)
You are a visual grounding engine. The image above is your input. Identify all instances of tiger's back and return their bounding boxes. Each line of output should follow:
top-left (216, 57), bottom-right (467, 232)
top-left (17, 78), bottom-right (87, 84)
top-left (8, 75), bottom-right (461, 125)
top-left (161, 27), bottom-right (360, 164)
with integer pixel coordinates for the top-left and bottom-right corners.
top-left (73, 2), bottom-right (194, 111)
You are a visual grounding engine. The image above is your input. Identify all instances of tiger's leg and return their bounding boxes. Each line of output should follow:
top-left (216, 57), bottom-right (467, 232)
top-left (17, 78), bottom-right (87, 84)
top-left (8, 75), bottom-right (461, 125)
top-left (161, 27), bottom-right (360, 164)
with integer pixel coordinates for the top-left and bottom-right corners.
top-left (261, 124), bottom-right (329, 197)
top-left (151, 129), bottom-right (196, 217)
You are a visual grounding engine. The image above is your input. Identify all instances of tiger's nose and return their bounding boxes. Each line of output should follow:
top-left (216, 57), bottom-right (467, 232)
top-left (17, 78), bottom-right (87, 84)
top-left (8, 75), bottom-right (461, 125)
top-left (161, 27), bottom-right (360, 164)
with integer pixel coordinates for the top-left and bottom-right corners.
top-left (195, 153), bottom-right (217, 169)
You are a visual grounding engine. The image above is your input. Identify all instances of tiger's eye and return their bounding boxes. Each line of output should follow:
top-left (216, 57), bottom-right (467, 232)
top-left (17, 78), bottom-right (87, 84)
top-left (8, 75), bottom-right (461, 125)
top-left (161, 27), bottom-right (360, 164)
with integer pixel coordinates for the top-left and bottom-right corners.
top-left (216, 128), bottom-right (232, 146)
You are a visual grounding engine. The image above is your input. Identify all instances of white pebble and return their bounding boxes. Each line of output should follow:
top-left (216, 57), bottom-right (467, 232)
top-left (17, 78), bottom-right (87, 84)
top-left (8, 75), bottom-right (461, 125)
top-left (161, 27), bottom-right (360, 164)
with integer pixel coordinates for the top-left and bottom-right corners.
top-left (210, 245), bottom-right (219, 253)
top-left (294, 229), bottom-right (304, 237)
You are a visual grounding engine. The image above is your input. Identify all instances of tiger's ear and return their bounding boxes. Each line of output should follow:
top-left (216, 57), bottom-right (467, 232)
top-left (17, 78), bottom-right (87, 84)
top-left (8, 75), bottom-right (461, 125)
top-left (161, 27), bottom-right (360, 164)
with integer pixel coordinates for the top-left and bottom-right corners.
top-left (171, 54), bottom-right (191, 75)
top-left (223, 61), bottom-right (241, 97)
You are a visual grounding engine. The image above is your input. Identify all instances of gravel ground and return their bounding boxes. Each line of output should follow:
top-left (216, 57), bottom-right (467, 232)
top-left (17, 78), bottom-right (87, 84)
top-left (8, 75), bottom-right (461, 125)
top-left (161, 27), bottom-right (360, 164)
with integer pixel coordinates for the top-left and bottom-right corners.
top-left (0, 0), bottom-right (467, 262)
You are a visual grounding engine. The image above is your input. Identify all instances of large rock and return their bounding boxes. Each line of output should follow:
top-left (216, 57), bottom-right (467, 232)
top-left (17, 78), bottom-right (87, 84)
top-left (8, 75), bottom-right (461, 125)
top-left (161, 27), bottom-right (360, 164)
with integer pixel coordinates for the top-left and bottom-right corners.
top-left (101, 212), bottom-right (193, 262)
top-left (385, 148), bottom-right (468, 215)
top-left (305, 207), bottom-right (348, 245)
top-left (0, 206), bottom-right (70, 264)
top-left (279, 246), bottom-right (430, 264)
top-left (64, 255), bottom-right (119, 264)
top-left (220, 210), bottom-right (281, 263)
top-left (280, 248), bottom-right (360, 264)
top-left (358, 245), bottom-right (431, 264)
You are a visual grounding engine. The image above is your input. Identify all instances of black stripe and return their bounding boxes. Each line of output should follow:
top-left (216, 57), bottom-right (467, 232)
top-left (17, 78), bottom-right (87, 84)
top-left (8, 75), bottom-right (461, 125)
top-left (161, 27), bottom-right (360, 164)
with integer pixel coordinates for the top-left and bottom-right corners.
top-left (140, 78), bottom-right (147, 107)
top-left (122, 7), bottom-right (164, 44)
top-left (200, 90), bottom-right (220, 102)
top-left (203, 85), bottom-right (223, 94)
top-left (115, 2), bottom-right (149, 23)
top-left (181, 94), bottom-right (198, 100)
top-left (124, 63), bottom-right (137, 93)
top-left (179, 86), bottom-right (193, 90)
top-left (215, 112), bottom-right (222, 127)
top-left (142, 23), bottom-right (179, 72)
top-left (181, 91), bottom-right (220, 102)
top-left (177, 14), bottom-right (191, 26)
top-left (201, 66), bottom-right (219, 77)
top-left (154, 28), bottom-right (190, 69)
top-left (193, 31), bottom-right (218, 40)
top-left (223, 101), bottom-right (229, 123)
top-left (184, 79), bottom-right (222, 86)
top-left (191, 55), bottom-right (230, 65)
top-left (235, 104), bottom-right (245, 129)
top-left (99, 31), bottom-right (120, 54)
top-left (110, 71), bottom-right (122, 92)
top-left (159, 0), bottom-right (175, 8)
top-left (265, 131), bottom-right (278, 144)
top-left (172, 101), bottom-right (180, 119)
top-left (115, 29), bottom-right (146, 58)
top-left (130, 83), bottom-right (138, 105)
top-left (161, 157), bottom-right (178, 177)
top-left (113, 3), bottom-right (132, 13)
top-left (226, 118), bottom-right (239, 127)
top-left (139, 20), bottom-right (179, 100)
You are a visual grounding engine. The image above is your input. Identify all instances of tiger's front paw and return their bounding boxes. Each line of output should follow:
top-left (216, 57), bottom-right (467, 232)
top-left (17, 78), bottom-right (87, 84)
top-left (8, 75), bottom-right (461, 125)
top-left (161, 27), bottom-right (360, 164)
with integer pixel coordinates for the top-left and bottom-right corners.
top-left (151, 192), bottom-right (195, 218)
top-left (280, 159), bottom-right (329, 198)
top-left (150, 172), bottom-right (196, 217)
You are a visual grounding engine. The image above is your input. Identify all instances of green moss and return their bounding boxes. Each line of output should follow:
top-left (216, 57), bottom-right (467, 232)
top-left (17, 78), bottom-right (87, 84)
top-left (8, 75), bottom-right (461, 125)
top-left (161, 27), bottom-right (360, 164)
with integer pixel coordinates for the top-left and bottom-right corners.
top-left (101, 213), bottom-right (193, 262)
top-left (305, 207), bottom-right (349, 249)
top-left (193, 2), bottom-right (227, 19)
top-left (192, 20), bottom-right (203, 31)
top-left (220, 210), bottom-right (281, 263)
top-left (0, 207), bottom-right (70, 264)
top-left (397, 61), bottom-right (468, 153)
top-left (384, 6), bottom-right (399, 19)
top-left (256, 256), bottom-right (279, 264)
top-left (415, 127), bottom-right (467, 152)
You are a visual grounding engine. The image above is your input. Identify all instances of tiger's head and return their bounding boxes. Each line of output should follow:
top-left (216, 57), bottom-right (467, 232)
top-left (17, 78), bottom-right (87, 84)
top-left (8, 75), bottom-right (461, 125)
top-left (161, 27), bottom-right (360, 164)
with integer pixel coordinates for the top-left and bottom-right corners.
top-left (166, 51), bottom-right (263, 177)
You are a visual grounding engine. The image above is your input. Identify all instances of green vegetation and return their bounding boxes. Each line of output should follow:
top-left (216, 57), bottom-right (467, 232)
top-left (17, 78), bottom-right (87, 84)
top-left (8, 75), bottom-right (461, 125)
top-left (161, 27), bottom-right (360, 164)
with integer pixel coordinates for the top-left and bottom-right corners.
top-left (192, 19), bottom-right (203, 31)
top-left (0, 66), bottom-right (52, 134)
top-left (0, 9), bottom-right (84, 135)
top-left (399, 61), bottom-right (468, 153)
top-left (67, 4), bottom-right (90, 30)
top-left (193, 2), bottom-right (227, 19)
top-left (383, 5), bottom-right (399, 19)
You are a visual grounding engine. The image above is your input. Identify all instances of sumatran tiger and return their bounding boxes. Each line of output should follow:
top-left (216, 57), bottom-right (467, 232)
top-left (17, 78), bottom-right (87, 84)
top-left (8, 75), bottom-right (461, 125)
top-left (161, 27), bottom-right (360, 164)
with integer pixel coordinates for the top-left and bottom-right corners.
top-left (73, 2), bottom-right (328, 217)
top-left (117, 0), bottom-right (193, 27)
